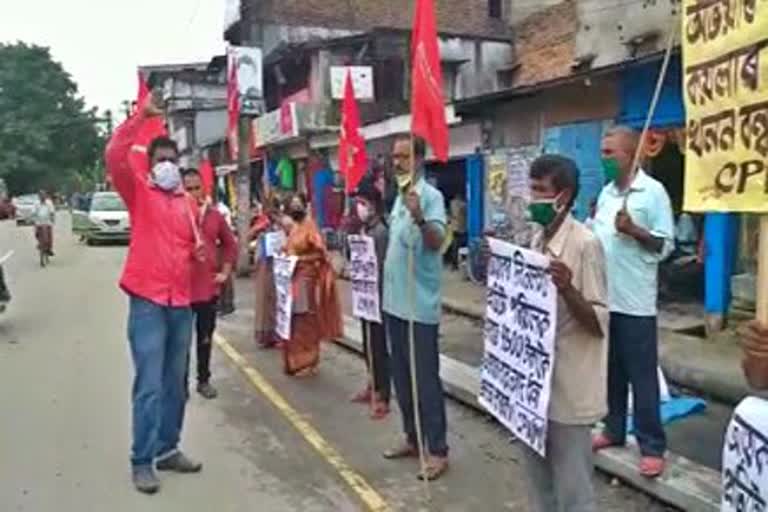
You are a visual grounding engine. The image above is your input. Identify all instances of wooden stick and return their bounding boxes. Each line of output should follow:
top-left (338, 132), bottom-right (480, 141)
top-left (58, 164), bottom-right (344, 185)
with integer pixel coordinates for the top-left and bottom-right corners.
top-left (408, 133), bottom-right (431, 500)
top-left (756, 217), bottom-right (768, 323)
top-left (623, 14), bottom-right (678, 208)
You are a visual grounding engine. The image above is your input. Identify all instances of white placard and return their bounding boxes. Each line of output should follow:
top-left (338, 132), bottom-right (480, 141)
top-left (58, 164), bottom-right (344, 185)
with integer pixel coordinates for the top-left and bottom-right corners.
top-left (330, 66), bottom-right (374, 101)
top-left (479, 239), bottom-right (557, 456)
top-left (348, 235), bottom-right (381, 324)
top-left (263, 231), bottom-right (286, 258)
top-left (274, 255), bottom-right (298, 340)
top-left (722, 396), bottom-right (768, 512)
top-left (231, 46), bottom-right (263, 114)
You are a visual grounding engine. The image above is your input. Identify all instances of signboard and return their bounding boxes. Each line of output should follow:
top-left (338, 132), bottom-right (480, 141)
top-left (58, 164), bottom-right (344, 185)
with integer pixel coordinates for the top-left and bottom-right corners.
top-left (682, 1), bottom-right (768, 211)
top-left (348, 235), bottom-right (381, 323)
top-left (252, 103), bottom-right (299, 148)
top-left (231, 46), bottom-right (263, 115)
top-left (331, 66), bottom-right (375, 101)
top-left (274, 255), bottom-right (298, 340)
top-left (722, 396), bottom-right (768, 511)
top-left (479, 239), bottom-right (557, 456)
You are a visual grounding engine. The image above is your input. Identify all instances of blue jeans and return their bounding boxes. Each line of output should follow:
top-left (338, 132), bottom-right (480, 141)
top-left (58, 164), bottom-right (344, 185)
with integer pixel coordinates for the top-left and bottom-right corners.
top-left (128, 295), bottom-right (193, 468)
top-left (603, 313), bottom-right (666, 457)
top-left (385, 313), bottom-right (448, 457)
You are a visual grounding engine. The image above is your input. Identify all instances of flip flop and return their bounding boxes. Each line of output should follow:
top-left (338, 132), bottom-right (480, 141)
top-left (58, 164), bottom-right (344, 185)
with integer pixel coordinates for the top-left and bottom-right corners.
top-left (591, 433), bottom-right (618, 452)
top-left (383, 443), bottom-right (419, 459)
top-left (639, 456), bottom-right (665, 478)
top-left (417, 459), bottom-right (450, 481)
top-left (370, 402), bottom-right (390, 421)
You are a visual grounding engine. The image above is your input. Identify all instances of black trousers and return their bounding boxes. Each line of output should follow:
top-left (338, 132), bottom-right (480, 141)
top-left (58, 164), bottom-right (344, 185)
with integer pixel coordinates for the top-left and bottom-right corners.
top-left (603, 313), bottom-right (666, 457)
top-left (191, 299), bottom-right (218, 384)
top-left (361, 319), bottom-right (391, 403)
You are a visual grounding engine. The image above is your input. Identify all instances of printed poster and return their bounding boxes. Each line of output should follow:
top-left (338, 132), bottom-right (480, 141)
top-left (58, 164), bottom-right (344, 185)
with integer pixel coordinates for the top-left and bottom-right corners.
top-left (479, 239), bottom-right (557, 456)
top-left (348, 235), bottom-right (381, 324)
top-left (273, 255), bottom-right (298, 340)
top-left (722, 396), bottom-right (768, 511)
top-left (683, 0), bottom-right (768, 211)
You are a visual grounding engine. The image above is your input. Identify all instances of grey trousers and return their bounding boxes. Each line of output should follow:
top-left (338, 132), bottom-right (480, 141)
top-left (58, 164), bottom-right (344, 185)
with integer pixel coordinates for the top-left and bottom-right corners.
top-left (522, 422), bottom-right (596, 512)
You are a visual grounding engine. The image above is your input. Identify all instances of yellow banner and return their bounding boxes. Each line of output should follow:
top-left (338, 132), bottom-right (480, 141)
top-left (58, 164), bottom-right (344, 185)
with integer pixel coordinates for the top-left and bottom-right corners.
top-left (683, 0), bottom-right (768, 212)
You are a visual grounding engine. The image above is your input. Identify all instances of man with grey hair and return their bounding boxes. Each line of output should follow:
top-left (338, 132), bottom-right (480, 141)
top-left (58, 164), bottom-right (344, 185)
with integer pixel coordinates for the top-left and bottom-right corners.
top-left (590, 125), bottom-right (674, 478)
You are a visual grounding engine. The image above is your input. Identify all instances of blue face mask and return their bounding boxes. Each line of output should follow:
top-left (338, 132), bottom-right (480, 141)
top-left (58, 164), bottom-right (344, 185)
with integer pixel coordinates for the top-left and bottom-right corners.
top-left (151, 161), bottom-right (181, 191)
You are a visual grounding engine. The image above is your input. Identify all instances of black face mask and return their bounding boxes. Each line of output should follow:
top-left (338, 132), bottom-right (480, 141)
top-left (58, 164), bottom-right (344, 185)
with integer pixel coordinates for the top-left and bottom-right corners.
top-left (289, 209), bottom-right (306, 222)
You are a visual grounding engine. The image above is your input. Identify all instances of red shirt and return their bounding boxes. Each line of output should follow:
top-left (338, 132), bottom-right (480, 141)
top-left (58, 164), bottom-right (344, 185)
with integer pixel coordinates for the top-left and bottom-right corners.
top-left (191, 204), bottom-right (238, 303)
top-left (105, 113), bottom-right (199, 307)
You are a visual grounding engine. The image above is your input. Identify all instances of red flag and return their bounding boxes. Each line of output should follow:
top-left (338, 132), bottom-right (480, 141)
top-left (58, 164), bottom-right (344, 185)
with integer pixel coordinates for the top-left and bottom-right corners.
top-left (226, 52), bottom-right (240, 161)
top-left (199, 158), bottom-right (215, 198)
top-left (129, 70), bottom-right (168, 176)
top-left (411, 0), bottom-right (449, 162)
top-left (339, 72), bottom-right (368, 193)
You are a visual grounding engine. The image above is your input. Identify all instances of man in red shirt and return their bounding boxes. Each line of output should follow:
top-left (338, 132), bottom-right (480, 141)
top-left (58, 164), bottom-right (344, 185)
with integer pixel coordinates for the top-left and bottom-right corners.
top-left (106, 96), bottom-right (203, 494)
top-left (183, 169), bottom-right (237, 400)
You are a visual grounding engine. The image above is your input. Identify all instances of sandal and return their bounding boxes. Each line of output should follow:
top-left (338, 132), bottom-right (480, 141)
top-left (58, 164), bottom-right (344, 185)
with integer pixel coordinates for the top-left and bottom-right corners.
top-left (591, 433), bottom-right (619, 453)
top-left (639, 456), bottom-right (665, 478)
top-left (350, 385), bottom-right (372, 404)
top-left (370, 401), bottom-right (390, 421)
top-left (417, 457), bottom-right (449, 481)
top-left (383, 441), bottom-right (419, 459)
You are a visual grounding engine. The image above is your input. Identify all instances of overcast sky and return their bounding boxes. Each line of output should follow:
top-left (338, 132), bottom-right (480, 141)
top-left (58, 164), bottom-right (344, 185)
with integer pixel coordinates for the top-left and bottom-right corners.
top-left (1, 0), bottom-right (226, 115)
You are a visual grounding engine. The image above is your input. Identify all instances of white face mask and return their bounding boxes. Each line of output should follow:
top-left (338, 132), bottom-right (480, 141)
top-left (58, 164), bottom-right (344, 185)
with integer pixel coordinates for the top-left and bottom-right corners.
top-left (356, 203), bottom-right (372, 222)
top-left (151, 161), bottom-right (181, 191)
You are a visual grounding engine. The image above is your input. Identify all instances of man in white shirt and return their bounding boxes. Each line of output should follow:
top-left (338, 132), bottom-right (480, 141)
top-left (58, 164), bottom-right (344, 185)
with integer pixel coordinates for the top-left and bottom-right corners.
top-left (33, 190), bottom-right (56, 256)
top-left (590, 126), bottom-right (674, 478)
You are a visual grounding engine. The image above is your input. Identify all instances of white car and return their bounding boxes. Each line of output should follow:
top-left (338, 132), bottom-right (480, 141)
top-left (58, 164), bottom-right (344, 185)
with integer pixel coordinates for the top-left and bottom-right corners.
top-left (73, 192), bottom-right (130, 244)
top-left (12, 194), bottom-right (40, 226)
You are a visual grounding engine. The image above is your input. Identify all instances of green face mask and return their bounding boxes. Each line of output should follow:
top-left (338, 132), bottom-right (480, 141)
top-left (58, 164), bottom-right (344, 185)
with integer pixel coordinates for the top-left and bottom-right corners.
top-left (601, 157), bottom-right (620, 183)
top-left (528, 199), bottom-right (558, 227)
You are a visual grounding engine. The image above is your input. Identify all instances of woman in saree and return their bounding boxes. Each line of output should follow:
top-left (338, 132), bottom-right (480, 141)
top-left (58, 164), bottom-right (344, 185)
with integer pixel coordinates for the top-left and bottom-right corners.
top-left (281, 193), bottom-right (343, 376)
top-left (250, 198), bottom-right (281, 348)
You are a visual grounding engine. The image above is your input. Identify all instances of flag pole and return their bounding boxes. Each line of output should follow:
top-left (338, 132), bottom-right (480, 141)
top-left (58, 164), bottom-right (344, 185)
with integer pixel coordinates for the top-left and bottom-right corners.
top-left (409, 132), bottom-right (431, 500)
top-left (622, 14), bottom-right (678, 209)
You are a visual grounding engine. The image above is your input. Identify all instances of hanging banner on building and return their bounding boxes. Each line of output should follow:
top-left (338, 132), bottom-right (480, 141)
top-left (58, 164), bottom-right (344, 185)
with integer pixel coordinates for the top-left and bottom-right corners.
top-left (479, 239), bottom-right (557, 456)
top-left (348, 235), bottom-right (381, 323)
top-left (330, 67), bottom-right (374, 101)
top-left (682, 1), bottom-right (768, 211)
top-left (721, 396), bottom-right (768, 511)
top-left (231, 46), bottom-right (263, 115)
top-left (274, 255), bottom-right (298, 340)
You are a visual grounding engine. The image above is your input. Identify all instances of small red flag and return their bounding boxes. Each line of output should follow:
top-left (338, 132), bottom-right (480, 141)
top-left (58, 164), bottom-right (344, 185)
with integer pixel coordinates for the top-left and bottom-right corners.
top-left (226, 51), bottom-right (240, 161)
top-left (199, 158), bottom-right (216, 198)
top-left (339, 72), bottom-right (368, 194)
top-left (411, 0), bottom-right (449, 163)
top-left (129, 70), bottom-right (168, 176)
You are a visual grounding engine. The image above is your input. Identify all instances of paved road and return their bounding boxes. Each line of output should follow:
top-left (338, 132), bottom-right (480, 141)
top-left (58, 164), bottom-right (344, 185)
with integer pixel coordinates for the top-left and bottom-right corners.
top-left (0, 217), bottom-right (672, 511)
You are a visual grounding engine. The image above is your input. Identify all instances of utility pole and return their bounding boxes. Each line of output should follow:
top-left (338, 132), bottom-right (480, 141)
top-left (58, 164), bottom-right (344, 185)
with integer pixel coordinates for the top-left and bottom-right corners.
top-left (234, 7), bottom-right (264, 276)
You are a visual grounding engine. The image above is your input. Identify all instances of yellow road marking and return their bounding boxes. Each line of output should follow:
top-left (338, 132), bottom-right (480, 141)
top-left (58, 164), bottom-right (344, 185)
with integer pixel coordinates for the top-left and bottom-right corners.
top-left (214, 334), bottom-right (392, 512)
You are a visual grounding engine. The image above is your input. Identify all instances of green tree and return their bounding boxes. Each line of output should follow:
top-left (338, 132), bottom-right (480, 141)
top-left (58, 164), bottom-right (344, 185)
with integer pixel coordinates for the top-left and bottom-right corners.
top-left (0, 42), bottom-right (104, 195)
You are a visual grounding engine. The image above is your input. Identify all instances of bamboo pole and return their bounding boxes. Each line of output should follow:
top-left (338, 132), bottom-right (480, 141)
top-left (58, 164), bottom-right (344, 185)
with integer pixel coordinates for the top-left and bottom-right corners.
top-left (408, 133), bottom-right (431, 501)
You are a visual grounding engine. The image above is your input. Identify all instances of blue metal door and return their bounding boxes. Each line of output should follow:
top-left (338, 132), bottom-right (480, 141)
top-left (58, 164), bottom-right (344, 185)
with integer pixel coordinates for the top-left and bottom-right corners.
top-left (543, 121), bottom-right (605, 221)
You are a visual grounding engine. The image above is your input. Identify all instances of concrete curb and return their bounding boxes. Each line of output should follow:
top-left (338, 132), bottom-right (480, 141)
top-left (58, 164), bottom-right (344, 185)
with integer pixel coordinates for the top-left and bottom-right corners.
top-left (336, 315), bottom-right (721, 512)
top-left (440, 294), bottom-right (749, 406)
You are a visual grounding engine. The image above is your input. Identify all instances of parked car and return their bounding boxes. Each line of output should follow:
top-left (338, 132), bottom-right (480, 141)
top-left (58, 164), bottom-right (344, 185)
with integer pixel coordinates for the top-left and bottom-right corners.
top-left (72, 191), bottom-right (130, 244)
top-left (12, 195), bottom-right (40, 226)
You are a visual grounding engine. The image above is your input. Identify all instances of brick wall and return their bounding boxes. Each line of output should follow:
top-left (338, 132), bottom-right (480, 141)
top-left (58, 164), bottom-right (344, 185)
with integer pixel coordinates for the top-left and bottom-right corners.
top-left (244, 0), bottom-right (510, 39)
